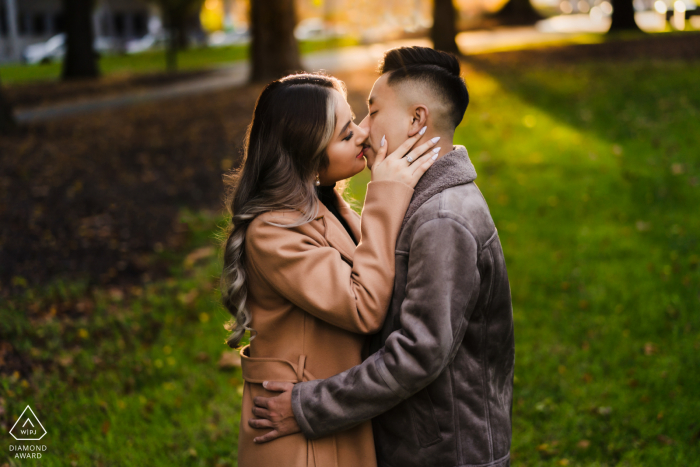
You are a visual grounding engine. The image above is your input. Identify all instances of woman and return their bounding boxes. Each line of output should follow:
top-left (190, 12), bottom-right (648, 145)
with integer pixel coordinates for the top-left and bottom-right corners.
top-left (221, 73), bottom-right (440, 467)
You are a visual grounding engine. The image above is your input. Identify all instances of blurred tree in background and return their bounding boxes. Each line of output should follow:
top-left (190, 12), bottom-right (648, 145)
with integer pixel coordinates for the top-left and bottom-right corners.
top-left (250, 0), bottom-right (302, 81)
top-left (431, 0), bottom-right (460, 54)
top-left (0, 76), bottom-right (15, 135)
top-left (61, 0), bottom-right (100, 79)
top-left (609, 0), bottom-right (642, 31)
top-left (153, 0), bottom-right (206, 72)
top-left (493, 0), bottom-right (544, 25)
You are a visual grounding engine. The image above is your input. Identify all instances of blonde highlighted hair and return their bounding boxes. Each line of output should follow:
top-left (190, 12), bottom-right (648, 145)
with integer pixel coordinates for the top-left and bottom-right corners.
top-left (221, 73), bottom-right (347, 348)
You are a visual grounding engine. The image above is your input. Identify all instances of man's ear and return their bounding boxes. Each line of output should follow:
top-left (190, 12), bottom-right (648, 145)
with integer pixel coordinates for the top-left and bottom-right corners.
top-left (407, 105), bottom-right (429, 137)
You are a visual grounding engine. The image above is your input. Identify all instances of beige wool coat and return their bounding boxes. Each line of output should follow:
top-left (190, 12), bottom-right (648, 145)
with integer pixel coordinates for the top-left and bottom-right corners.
top-left (237, 180), bottom-right (414, 467)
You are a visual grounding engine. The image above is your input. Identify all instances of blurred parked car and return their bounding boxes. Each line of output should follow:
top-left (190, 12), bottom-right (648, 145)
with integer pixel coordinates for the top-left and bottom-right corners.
top-left (125, 33), bottom-right (168, 54)
top-left (22, 33), bottom-right (123, 64)
top-left (22, 34), bottom-right (66, 64)
top-left (207, 29), bottom-right (250, 47)
top-left (294, 17), bottom-right (326, 40)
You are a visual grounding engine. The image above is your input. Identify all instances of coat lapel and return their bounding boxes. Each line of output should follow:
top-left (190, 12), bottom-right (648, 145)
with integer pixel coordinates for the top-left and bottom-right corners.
top-left (315, 195), bottom-right (358, 263)
top-left (334, 190), bottom-right (361, 243)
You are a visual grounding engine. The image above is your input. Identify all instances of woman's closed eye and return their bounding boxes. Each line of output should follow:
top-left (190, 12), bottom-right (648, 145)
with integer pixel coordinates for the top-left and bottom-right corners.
top-left (342, 131), bottom-right (354, 142)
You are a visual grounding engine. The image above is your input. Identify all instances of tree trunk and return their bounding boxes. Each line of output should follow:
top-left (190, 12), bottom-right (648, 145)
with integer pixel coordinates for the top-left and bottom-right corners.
top-left (0, 76), bottom-right (16, 135)
top-left (493, 0), bottom-right (544, 26)
top-left (250, 0), bottom-right (302, 82)
top-left (164, 12), bottom-right (180, 72)
top-left (166, 34), bottom-right (179, 72)
top-left (431, 0), bottom-right (460, 54)
top-left (61, 0), bottom-right (100, 80)
top-left (609, 0), bottom-right (641, 31)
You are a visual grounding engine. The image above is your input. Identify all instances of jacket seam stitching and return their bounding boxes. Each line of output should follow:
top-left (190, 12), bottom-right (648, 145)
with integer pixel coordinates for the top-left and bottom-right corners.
top-left (375, 353), bottom-right (412, 399)
top-left (483, 229), bottom-right (498, 248)
top-left (437, 210), bottom-right (484, 252)
top-left (451, 364), bottom-right (463, 463)
top-left (482, 246), bottom-right (496, 460)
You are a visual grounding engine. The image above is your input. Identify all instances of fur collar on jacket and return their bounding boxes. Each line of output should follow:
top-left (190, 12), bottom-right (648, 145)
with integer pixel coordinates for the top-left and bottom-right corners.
top-left (402, 145), bottom-right (477, 229)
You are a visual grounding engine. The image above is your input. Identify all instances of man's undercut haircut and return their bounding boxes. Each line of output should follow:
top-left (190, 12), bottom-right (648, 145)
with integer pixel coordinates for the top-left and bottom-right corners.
top-left (380, 46), bottom-right (469, 129)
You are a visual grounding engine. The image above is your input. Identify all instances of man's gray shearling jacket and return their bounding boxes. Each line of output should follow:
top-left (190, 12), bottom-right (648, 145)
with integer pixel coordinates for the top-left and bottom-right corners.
top-left (291, 145), bottom-right (515, 467)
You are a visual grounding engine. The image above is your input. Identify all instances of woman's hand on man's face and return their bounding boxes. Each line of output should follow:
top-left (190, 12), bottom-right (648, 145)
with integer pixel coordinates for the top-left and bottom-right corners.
top-left (370, 126), bottom-right (441, 189)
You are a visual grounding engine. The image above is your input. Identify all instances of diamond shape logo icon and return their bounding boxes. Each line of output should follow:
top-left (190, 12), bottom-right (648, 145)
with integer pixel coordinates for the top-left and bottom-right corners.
top-left (9, 405), bottom-right (47, 441)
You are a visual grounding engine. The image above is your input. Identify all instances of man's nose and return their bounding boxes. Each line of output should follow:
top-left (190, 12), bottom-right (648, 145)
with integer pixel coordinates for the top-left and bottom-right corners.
top-left (358, 115), bottom-right (370, 139)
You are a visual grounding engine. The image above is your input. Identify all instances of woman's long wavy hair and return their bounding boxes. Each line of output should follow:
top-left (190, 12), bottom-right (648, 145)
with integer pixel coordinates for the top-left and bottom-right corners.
top-left (221, 73), bottom-right (347, 348)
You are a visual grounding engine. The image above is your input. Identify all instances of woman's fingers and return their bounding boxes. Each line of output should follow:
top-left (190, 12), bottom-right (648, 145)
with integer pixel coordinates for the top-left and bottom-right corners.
top-left (410, 150), bottom-right (439, 183)
top-left (385, 126), bottom-right (427, 161)
top-left (404, 137), bottom-right (440, 164)
top-left (372, 135), bottom-right (389, 166)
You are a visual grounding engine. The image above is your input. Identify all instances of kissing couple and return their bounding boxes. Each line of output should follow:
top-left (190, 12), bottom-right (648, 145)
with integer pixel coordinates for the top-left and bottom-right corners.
top-left (221, 46), bottom-right (514, 467)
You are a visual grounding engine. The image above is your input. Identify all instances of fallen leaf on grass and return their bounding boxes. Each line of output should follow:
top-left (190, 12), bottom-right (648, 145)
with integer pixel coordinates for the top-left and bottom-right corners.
top-left (577, 439), bottom-right (590, 449)
top-left (218, 351), bottom-right (241, 370)
top-left (108, 288), bottom-right (124, 302)
top-left (657, 434), bottom-right (674, 445)
top-left (101, 420), bottom-right (110, 435)
top-left (178, 289), bottom-right (199, 306)
top-left (644, 342), bottom-right (657, 356)
top-left (636, 221), bottom-right (651, 232)
top-left (671, 163), bottom-right (684, 175)
top-left (184, 246), bottom-right (215, 268)
top-left (57, 354), bottom-right (74, 367)
top-left (536, 442), bottom-right (558, 456)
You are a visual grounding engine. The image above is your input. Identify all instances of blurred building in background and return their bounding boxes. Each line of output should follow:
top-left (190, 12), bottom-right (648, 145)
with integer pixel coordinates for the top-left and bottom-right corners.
top-left (0, 0), bottom-right (167, 62)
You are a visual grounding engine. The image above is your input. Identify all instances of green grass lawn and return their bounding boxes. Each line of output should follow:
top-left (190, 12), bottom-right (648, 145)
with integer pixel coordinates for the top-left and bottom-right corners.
top-left (2, 56), bottom-right (699, 465)
top-left (0, 37), bottom-right (360, 86)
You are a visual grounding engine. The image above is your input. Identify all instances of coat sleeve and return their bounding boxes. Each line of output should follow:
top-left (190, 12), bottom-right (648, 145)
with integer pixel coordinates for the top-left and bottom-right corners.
top-left (291, 216), bottom-right (481, 438)
top-left (245, 180), bottom-right (414, 335)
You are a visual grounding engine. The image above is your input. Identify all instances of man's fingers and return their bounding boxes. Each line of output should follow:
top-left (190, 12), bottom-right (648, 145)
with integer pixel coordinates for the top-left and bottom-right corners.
top-left (251, 406), bottom-right (272, 420)
top-left (263, 381), bottom-right (294, 392)
top-left (253, 396), bottom-right (271, 409)
top-left (248, 418), bottom-right (274, 430)
top-left (385, 126), bottom-right (427, 160)
top-left (254, 430), bottom-right (283, 444)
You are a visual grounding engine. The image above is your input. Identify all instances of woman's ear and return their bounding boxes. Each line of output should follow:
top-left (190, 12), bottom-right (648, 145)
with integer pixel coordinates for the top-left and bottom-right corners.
top-left (407, 105), bottom-right (429, 136)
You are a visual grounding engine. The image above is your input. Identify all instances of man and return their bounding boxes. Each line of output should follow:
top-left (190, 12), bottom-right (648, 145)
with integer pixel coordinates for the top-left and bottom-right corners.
top-left (249, 46), bottom-right (515, 467)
